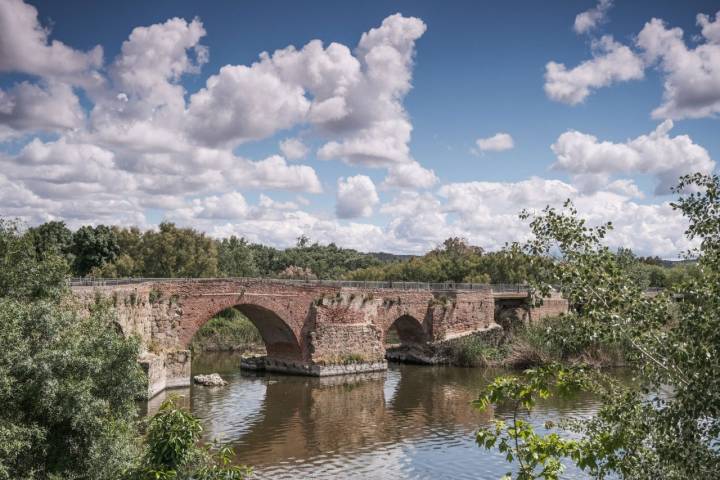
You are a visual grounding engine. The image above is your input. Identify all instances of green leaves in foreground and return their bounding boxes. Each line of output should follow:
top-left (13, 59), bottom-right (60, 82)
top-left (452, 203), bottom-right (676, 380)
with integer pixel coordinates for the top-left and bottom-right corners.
top-left (477, 173), bottom-right (720, 479)
top-left (128, 397), bottom-right (251, 480)
top-left (473, 365), bottom-right (591, 480)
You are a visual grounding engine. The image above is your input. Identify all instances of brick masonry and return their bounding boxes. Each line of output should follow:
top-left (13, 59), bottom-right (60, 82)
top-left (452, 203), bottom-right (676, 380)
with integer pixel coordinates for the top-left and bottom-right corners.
top-left (72, 280), bottom-right (568, 397)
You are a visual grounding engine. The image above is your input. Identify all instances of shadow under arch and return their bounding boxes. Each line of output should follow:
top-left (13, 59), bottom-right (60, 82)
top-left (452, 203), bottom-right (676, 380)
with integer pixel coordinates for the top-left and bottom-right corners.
top-left (386, 314), bottom-right (428, 345)
top-left (200, 303), bottom-right (303, 361)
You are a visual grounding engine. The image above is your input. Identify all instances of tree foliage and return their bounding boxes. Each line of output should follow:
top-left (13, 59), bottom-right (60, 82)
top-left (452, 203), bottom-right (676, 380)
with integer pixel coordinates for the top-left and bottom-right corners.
top-left (474, 366), bottom-right (590, 480)
top-left (128, 397), bottom-right (251, 480)
top-left (0, 220), bottom-right (145, 480)
top-left (347, 237), bottom-right (554, 284)
top-left (24, 218), bottom-right (690, 285)
top-left (71, 224), bottom-right (121, 276)
top-left (477, 173), bottom-right (720, 478)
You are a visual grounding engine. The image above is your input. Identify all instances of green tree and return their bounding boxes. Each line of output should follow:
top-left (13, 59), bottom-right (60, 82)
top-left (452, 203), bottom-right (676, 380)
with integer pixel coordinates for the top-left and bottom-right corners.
top-left (0, 220), bottom-right (68, 301)
top-left (274, 238), bottom-right (381, 279)
top-left (71, 224), bottom-right (120, 276)
top-left (478, 174), bottom-right (720, 478)
top-left (0, 219), bottom-right (146, 479)
top-left (141, 223), bottom-right (218, 278)
top-left (474, 366), bottom-right (590, 480)
top-left (27, 220), bottom-right (73, 265)
top-left (218, 236), bottom-right (258, 277)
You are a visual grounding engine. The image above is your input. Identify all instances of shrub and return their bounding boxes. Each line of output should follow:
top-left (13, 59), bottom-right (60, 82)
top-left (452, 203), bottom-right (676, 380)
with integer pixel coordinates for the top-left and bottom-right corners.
top-left (0, 219), bottom-right (146, 479)
top-left (128, 397), bottom-right (251, 479)
top-left (148, 289), bottom-right (162, 305)
top-left (449, 336), bottom-right (491, 367)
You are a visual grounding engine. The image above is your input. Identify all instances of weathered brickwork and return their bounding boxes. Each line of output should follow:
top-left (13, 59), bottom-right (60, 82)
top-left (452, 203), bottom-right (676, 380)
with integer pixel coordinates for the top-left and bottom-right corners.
top-left (528, 293), bottom-right (569, 323)
top-left (72, 280), bottom-right (568, 397)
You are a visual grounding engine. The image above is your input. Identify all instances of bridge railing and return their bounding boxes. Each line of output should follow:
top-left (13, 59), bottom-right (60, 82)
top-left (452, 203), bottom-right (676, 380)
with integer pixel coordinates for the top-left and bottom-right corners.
top-left (68, 276), bottom-right (535, 292)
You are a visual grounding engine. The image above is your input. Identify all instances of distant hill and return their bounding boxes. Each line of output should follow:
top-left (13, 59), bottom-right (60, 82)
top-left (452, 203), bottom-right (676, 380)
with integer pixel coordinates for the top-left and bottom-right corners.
top-left (368, 252), bottom-right (416, 263)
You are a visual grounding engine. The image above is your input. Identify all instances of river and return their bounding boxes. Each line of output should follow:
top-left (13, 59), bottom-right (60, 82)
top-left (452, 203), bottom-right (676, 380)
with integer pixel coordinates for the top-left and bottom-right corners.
top-left (145, 352), bottom-right (626, 479)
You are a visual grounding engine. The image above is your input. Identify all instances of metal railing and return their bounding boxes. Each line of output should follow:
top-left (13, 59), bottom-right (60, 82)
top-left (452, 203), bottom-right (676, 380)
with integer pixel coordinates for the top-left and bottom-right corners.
top-left (68, 276), bottom-right (534, 293)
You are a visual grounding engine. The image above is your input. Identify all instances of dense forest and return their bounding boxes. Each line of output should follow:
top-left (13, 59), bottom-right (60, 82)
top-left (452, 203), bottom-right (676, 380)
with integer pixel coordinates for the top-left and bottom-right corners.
top-left (26, 220), bottom-right (697, 287)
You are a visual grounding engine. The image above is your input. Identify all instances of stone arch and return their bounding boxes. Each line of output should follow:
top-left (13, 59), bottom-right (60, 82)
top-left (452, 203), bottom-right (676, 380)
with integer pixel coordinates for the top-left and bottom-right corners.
top-left (386, 314), bottom-right (428, 345)
top-left (236, 304), bottom-right (303, 361)
top-left (194, 303), bottom-right (303, 361)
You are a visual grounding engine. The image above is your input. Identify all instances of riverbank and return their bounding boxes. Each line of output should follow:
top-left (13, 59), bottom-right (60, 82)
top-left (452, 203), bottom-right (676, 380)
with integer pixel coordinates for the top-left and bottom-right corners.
top-left (386, 315), bottom-right (626, 370)
top-left (192, 311), bottom-right (625, 371)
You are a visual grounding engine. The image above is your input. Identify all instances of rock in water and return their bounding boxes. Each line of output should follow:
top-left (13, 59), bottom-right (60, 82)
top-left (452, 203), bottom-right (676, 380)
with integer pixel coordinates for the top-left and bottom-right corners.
top-left (193, 373), bottom-right (228, 386)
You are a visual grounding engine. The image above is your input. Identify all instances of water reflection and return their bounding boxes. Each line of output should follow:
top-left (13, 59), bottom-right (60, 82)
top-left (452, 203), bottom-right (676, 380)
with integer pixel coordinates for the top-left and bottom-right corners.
top-left (154, 352), bottom-right (617, 479)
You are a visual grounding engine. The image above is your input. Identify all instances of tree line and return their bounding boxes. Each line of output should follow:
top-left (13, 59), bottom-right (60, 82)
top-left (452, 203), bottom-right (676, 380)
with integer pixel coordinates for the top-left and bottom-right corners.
top-left (2, 172), bottom-right (719, 478)
top-left (25, 220), bottom-right (696, 287)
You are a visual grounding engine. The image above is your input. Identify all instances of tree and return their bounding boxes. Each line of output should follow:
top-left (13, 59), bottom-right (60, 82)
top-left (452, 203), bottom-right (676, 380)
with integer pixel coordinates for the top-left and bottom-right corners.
top-left (0, 219), bottom-right (146, 479)
top-left (141, 223), bottom-right (218, 278)
top-left (0, 220), bottom-right (68, 301)
top-left (218, 236), bottom-right (258, 278)
top-left (477, 174), bottom-right (720, 478)
top-left (28, 221), bottom-right (73, 265)
top-left (71, 224), bottom-right (120, 276)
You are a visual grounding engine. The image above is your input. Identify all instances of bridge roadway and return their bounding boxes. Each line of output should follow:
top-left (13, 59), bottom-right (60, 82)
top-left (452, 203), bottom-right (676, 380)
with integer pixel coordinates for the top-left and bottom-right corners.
top-left (71, 278), bottom-right (568, 397)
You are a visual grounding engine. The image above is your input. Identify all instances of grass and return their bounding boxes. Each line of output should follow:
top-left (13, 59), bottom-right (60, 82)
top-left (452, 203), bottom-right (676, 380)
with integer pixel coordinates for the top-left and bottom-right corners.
top-left (507, 315), bottom-right (627, 369)
top-left (448, 335), bottom-right (506, 368)
top-left (191, 308), bottom-right (264, 353)
top-left (443, 315), bottom-right (627, 369)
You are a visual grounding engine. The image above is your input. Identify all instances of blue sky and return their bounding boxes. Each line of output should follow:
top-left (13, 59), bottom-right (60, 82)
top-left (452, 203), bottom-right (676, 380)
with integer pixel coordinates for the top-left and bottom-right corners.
top-left (0, 0), bottom-right (719, 256)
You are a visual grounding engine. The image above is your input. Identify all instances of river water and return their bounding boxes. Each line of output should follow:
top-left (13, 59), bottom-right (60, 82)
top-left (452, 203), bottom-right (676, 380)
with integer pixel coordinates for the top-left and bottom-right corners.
top-left (147, 352), bottom-right (624, 479)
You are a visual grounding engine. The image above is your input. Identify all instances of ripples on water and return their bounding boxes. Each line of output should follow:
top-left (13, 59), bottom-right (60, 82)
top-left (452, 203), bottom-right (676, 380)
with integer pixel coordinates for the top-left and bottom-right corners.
top-left (146, 352), bottom-right (618, 479)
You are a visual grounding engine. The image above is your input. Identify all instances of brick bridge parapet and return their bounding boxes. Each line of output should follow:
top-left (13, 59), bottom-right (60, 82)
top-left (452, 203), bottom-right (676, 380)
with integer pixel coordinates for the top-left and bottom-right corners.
top-left (71, 278), bottom-right (566, 397)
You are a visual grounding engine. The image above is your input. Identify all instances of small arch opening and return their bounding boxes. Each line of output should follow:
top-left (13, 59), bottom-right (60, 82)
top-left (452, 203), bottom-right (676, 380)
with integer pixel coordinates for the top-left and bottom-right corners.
top-left (385, 314), bottom-right (427, 346)
top-left (191, 307), bottom-right (265, 355)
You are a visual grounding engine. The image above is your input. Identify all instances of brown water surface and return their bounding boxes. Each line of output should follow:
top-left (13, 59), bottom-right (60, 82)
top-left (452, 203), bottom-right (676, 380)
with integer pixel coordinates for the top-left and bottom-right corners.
top-left (145, 352), bottom-right (629, 479)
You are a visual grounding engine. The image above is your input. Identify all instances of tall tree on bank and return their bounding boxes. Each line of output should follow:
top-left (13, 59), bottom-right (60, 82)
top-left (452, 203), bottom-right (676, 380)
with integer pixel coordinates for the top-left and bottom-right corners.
top-left (475, 173), bottom-right (720, 478)
top-left (218, 236), bottom-right (258, 278)
top-left (27, 220), bottom-right (73, 266)
top-left (0, 220), bottom-right (145, 479)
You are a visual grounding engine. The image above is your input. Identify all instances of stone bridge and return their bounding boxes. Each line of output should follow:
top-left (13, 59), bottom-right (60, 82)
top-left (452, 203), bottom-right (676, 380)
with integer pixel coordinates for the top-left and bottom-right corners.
top-left (71, 278), bottom-right (568, 397)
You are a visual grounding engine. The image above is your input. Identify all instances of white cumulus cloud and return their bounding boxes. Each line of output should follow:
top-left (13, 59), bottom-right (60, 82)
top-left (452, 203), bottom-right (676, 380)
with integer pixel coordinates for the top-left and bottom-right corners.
top-left (382, 161), bottom-right (438, 190)
top-left (336, 175), bottom-right (380, 218)
top-left (279, 137), bottom-right (309, 160)
top-left (0, 0), bottom-right (102, 82)
top-left (551, 120), bottom-right (715, 194)
top-left (637, 14), bottom-right (720, 119)
top-left (574, 0), bottom-right (613, 35)
top-left (475, 133), bottom-right (514, 152)
top-left (545, 35), bottom-right (645, 105)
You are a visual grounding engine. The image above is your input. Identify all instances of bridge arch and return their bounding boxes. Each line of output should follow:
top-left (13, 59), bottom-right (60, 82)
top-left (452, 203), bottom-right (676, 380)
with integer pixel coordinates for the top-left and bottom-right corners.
top-left (191, 303), bottom-right (303, 361)
top-left (386, 314), bottom-right (428, 345)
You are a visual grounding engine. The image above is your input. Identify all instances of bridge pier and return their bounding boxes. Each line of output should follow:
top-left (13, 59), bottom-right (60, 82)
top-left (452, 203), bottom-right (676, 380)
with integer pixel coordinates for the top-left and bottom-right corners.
top-left (240, 356), bottom-right (388, 376)
top-left (70, 279), bottom-right (568, 398)
top-left (139, 350), bottom-right (192, 398)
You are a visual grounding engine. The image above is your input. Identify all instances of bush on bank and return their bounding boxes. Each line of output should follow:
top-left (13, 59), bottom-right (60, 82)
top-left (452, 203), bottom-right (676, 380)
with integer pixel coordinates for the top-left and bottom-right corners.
top-left (1, 219), bottom-right (251, 480)
top-left (475, 173), bottom-right (720, 478)
top-left (0, 219), bottom-right (145, 479)
top-left (127, 398), bottom-right (251, 480)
